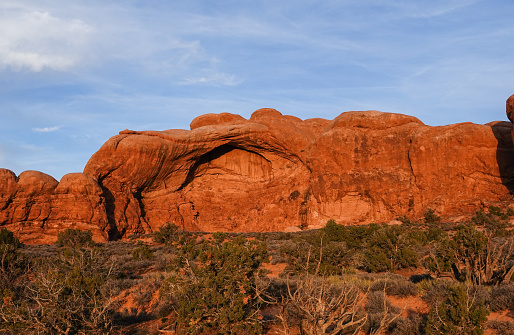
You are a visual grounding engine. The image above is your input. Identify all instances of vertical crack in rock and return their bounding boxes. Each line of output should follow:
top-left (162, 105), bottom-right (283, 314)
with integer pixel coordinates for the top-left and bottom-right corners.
top-left (133, 189), bottom-right (147, 222)
top-left (407, 137), bottom-right (419, 191)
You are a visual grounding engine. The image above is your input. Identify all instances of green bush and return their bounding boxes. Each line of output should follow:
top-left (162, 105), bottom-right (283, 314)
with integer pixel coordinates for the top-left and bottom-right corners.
top-left (424, 208), bottom-right (441, 225)
top-left (360, 225), bottom-right (420, 273)
top-left (425, 284), bottom-right (489, 335)
top-left (0, 228), bottom-right (22, 273)
top-left (281, 221), bottom-right (423, 275)
top-left (0, 228), bottom-right (21, 248)
top-left (153, 223), bottom-right (189, 246)
top-left (472, 206), bottom-right (511, 236)
top-left (132, 242), bottom-right (153, 260)
top-left (423, 224), bottom-right (514, 284)
top-left (161, 235), bottom-right (269, 334)
top-left (56, 228), bottom-right (95, 249)
top-left (280, 236), bottom-right (352, 276)
top-left (0, 230), bottom-right (119, 334)
top-left (363, 291), bottom-right (401, 334)
top-left (487, 321), bottom-right (514, 334)
top-left (0, 228), bottom-right (25, 304)
top-left (422, 235), bottom-right (456, 279)
top-left (388, 313), bottom-right (424, 335)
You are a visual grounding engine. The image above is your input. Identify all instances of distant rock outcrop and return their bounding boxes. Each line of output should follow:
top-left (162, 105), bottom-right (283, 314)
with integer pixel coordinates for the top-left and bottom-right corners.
top-left (2, 98), bottom-right (514, 242)
top-left (0, 169), bottom-right (107, 243)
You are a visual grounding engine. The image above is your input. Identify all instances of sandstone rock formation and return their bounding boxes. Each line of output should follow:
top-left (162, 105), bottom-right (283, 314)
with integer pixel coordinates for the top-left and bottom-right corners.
top-left (82, 107), bottom-right (514, 239)
top-left (0, 169), bottom-right (107, 243)
top-left (2, 100), bottom-right (514, 242)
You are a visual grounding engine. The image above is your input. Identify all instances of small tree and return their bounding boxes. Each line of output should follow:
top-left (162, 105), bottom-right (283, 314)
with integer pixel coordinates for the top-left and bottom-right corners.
top-left (0, 228), bottom-right (25, 309)
top-left (279, 273), bottom-right (367, 335)
top-left (424, 208), bottom-right (441, 225)
top-left (361, 225), bottom-right (420, 273)
top-left (424, 225), bottom-right (514, 285)
top-left (425, 284), bottom-right (489, 335)
top-left (161, 234), bottom-right (269, 334)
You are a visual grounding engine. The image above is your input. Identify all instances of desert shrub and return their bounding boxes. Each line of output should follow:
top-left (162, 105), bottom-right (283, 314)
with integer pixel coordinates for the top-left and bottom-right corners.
top-left (387, 312), bottom-right (424, 335)
top-left (426, 226), bottom-right (446, 242)
top-left (279, 274), bottom-right (366, 335)
top-left (282, 221), bottom-right (424, 275)
top-left (422, 235), bottom-right (456, 279)
top-left (360, 225), bottom-right (420, 273)
top-left (487, 320), bottom-right (514, 334)
top-left (0, 228), bottom-right (22, 274)
top-left (322, 220), bottom-right (373, 249)
top-left (0, 228), bottom-right (26, 309)
top-left (56, 228), bottom-right (95, 249)
top-left (472, 206), bottom-right (511, 236)
top-left (363, 291), bottom-right (402, 334)
top-left (280, 233), bottom-right (353, 276)
top-left (423, 225), bottom-right (514, 285)
top-left (424, 208), bottom-right (441, 225)
top-left (369, 275), bottom-right (418, 297)
top-left (397, 215), bottom-right (416, 226)
top-left (161, 234), bottom-right (268, 334)
top-left (0, 232), bottom-right (120, 335)
top-left (421, 280), bottom-right (453, 304)
top-left (153, 223), bottom-right (190, 246)
top-left (489, 283), bottom-right (514, 312)
top-left (366, 291), bottom-right (398, 314)
top-left (132, 242), bottom-right (153, 260)
top-left (425, 284), bottom-right (489, 335)
top-left (0, 228), bottom-right (21, 248)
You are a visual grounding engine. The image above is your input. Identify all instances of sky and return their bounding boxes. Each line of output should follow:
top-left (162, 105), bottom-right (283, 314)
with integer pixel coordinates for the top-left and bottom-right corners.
top-left (1, 0), bottom-right (514, 180)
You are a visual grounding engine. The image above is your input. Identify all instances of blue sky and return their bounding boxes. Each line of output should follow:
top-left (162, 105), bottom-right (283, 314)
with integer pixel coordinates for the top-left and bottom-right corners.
top-left (1, 0), bottom-right (514, 180)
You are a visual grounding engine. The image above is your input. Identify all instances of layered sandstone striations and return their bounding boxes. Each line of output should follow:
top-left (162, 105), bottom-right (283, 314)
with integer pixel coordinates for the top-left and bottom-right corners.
top-left (2, 102), bottom-right (514, 241)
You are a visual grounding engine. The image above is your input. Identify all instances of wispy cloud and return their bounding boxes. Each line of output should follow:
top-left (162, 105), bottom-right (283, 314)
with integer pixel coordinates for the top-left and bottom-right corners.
top-left (180, 72), bottom-right (242, 86)
top-left (393, 0), bottom-right (480, 19)
top-left (32, 126), bottom-right (61, 133)
top-left (0, 3), bottom-right (93, 72)
top-left (1, 0), bottom-right (514, 179)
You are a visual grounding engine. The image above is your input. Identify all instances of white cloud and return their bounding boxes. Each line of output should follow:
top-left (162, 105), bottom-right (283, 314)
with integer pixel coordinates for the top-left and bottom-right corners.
top-left (0, 5), bottom-right (93, 71)
top-left (180, 72), bottom-right (242, 86)
top-left (32, 126), bottom-right (61, 133)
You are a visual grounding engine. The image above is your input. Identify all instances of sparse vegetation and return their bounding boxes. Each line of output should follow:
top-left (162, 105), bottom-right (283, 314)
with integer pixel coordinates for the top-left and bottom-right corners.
top-left (0, 205), bottom-right (512, 334)
top-left (159, 233), bottom-right (269, 334)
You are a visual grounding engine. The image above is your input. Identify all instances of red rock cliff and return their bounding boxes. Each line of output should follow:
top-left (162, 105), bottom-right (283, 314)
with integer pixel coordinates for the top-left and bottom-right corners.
top-left (83, 107), bottom-right (514, 239)
top-left (0, 170), bottom-right (108, 243)
top-left (2, 101), bottom-right (514, 242)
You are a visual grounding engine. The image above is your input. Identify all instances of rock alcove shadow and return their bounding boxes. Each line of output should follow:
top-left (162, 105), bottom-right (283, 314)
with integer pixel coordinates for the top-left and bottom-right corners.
top-left (492, 121), bottom-right (514, 195)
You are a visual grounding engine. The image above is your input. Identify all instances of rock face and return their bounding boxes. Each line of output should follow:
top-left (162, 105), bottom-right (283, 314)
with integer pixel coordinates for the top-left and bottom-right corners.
top-left (82, 107), bottom-right (514, 239)
top-left (3, 101), bottom-right (514, 242)
top-left (0, 170), bottom-right (108, 243)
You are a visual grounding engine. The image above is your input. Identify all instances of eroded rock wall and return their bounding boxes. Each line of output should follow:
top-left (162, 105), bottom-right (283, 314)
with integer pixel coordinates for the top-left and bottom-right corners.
top-left (82, 108), bottom-right (514, 238)
top-left (2, 101), bottom-right (514, 242)
top-left (0, 169), bottom-right (108, 243)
